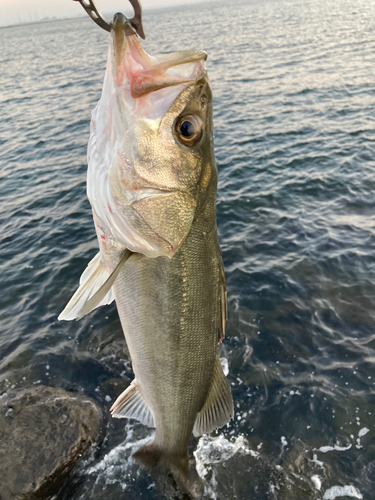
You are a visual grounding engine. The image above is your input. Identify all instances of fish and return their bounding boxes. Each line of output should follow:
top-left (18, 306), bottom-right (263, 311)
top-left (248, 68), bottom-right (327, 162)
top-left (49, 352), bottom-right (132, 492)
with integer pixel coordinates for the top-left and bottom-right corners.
top-left (59, 13), bottom-right (233, 476)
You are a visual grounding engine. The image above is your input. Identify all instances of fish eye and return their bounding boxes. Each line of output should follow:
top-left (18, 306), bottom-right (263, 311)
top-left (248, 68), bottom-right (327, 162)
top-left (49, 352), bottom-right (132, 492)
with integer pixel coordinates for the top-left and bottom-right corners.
top-left (175, 115), bottom-right (203, 147)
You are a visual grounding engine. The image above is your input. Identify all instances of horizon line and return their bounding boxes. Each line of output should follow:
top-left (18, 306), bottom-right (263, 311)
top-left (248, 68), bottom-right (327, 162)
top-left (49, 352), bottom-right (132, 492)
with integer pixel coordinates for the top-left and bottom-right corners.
top-left (0, 0), bottom-right (220, 30)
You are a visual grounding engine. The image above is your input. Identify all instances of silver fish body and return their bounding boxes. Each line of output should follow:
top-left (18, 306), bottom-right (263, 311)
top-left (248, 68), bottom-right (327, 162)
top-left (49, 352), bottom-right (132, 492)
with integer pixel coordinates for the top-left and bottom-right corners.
top-left (59, 28), bottom-right (233, 473)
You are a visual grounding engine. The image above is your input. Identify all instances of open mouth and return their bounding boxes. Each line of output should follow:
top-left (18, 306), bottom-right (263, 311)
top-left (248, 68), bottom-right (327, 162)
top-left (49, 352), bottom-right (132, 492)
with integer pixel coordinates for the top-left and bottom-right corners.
top-left (112, 28), bottom-right (207, 98)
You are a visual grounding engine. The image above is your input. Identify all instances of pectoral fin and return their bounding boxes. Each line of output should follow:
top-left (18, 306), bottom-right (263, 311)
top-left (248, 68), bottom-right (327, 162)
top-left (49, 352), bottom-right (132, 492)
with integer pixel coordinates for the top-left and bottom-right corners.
top-left (193, 356), bottom-right (233, 437)
top-left (58, 249), bottom-right (132, 321)
top-left (110, 380), bottom-right (154, 428)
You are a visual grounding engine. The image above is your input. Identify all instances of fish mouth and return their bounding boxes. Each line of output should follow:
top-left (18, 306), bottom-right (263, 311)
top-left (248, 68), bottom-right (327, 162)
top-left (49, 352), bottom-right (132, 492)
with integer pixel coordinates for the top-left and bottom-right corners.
top-left (112, 29), bottom-right (207, 98)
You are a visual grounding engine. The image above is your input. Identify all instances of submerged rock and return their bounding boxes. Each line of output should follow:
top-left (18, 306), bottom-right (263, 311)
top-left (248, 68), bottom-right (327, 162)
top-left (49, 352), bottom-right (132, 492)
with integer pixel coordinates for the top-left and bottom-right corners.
top-left (0, 385), bottom-right (103, 500)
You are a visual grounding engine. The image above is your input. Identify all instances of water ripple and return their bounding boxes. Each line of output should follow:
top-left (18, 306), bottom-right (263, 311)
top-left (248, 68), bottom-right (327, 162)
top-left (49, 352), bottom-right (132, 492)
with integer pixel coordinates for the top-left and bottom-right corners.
top-left (1, 0), bottom-right (375, 498)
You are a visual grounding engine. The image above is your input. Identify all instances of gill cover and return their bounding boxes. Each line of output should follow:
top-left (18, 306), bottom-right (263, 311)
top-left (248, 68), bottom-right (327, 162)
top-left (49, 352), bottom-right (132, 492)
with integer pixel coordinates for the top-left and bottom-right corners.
top-left (87, 30), bottom-right (210, 257)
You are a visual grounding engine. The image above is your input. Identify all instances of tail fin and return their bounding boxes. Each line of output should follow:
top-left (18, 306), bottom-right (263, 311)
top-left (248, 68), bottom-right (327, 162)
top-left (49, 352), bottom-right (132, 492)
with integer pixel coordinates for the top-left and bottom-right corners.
top-left (133, 443), bottom-right (189, 475)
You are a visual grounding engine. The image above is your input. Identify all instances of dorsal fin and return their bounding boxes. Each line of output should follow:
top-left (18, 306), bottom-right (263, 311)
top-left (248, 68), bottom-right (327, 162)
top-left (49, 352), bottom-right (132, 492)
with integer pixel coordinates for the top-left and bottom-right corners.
top-left (193, 356), bottom-right (233, 437)
top-left (110, 380), bottom-right (154, 428)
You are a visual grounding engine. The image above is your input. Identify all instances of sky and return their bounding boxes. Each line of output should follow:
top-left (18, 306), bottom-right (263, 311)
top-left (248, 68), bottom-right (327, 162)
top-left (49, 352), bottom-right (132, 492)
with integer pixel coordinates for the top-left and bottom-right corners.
top-left (0, 0), bottom-right (211, 27)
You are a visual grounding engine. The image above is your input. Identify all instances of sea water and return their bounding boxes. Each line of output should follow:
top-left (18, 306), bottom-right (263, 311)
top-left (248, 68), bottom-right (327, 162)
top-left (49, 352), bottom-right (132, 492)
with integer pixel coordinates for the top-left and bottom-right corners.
top-left (0, 0), bottom-right (374, 498)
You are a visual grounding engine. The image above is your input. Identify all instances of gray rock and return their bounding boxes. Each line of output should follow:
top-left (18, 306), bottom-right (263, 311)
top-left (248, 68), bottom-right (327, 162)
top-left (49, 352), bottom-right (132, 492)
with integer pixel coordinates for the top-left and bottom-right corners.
top-left (0, 385), bottom-right (103, 500)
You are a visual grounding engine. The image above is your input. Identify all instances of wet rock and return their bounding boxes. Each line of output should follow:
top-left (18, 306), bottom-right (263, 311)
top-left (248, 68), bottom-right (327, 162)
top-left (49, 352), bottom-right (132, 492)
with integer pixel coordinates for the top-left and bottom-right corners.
top-left (0, 385), bottom-right (103, 500)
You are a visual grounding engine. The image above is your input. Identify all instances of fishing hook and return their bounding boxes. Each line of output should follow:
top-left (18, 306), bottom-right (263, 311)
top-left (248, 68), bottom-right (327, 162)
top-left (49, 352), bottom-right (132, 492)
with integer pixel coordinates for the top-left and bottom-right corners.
top-left (73, 0), bottom-right (146, 39)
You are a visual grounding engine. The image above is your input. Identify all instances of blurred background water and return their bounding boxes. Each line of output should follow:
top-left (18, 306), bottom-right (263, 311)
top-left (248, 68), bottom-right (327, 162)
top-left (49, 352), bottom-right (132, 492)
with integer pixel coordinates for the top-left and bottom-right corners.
top-left (1, 0), bottom-right (375, 498)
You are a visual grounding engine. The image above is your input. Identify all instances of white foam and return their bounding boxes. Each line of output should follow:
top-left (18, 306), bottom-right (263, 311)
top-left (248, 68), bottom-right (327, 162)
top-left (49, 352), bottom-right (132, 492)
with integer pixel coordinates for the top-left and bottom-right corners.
top-left (316, 444), bottom-right (351, 453)
top-left (358, 427), bottom-right (369, 438)
top-left (195, 434), bottom-right (258, 467)
top-left (220, 357), bottom-right (229, 376)
top-left (194, 434), bottom-right (258, 499)
top-left (87, 424), bottom-right (151, 490)
top-left (311, 475), bottom-right (321, 490)
top-left (356, 427), bottom-right (370, 449)
top-left (323, 485), bottom-right (363, 499)
top-left (311, 454), bottom-right (325, 469)
top-left (281, 436), bottom-right (288, 447)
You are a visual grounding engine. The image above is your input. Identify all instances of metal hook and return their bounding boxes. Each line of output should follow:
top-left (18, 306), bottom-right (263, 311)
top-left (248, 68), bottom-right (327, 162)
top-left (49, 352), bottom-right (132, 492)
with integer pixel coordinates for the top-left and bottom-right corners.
top-left (73, 0), bottom-right (146, 39)
top-left (126, 0), bottom-right (145, 39)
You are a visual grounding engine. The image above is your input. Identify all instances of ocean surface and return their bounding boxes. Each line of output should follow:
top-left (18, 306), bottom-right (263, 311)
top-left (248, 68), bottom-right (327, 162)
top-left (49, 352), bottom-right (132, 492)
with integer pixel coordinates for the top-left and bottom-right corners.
top-left (1, 0), bottom-right (375, 498)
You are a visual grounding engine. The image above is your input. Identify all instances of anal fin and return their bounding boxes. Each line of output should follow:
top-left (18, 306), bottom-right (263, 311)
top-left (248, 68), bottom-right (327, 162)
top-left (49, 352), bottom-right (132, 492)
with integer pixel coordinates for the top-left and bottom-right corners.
top-left (193, 356), bottom-right (233, 437)
top-left (110, 380), bottom-right (154, 428)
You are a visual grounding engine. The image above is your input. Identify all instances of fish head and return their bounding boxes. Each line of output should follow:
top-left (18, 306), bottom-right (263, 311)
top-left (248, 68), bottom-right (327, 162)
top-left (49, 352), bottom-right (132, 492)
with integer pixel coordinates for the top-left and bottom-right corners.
top-left (88, 28), bottom-right (216, 257)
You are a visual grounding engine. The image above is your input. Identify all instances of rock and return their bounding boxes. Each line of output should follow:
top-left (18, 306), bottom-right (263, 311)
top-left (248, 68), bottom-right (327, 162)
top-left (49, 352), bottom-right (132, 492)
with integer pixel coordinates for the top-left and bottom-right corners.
top-left (0, 385), bottom-right (104, 500)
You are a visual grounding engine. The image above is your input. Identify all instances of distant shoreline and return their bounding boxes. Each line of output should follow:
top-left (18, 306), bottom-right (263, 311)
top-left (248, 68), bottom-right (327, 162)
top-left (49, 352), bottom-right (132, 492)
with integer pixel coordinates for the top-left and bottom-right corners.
top-left (0, 17), bottom-right (85, 30)
top-left (0, 0), bottom-right (218, 30)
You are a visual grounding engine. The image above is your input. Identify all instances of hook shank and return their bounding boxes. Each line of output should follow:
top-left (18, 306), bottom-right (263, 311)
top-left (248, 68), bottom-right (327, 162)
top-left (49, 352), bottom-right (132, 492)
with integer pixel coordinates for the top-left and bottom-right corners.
top-left (73, 0), bottom-right (145, 39)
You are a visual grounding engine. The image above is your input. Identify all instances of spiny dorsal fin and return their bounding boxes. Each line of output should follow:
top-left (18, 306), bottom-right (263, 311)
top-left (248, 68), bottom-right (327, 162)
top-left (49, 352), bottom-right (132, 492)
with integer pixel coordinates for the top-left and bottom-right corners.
top-left (110, 380), bottom-right (154, 428)
top-left (193, 356), bottom-right (233, 437)
top-left (58, 249), bottom-right (132, 321)
top-left (218, 262), bottom-right (227, 344)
